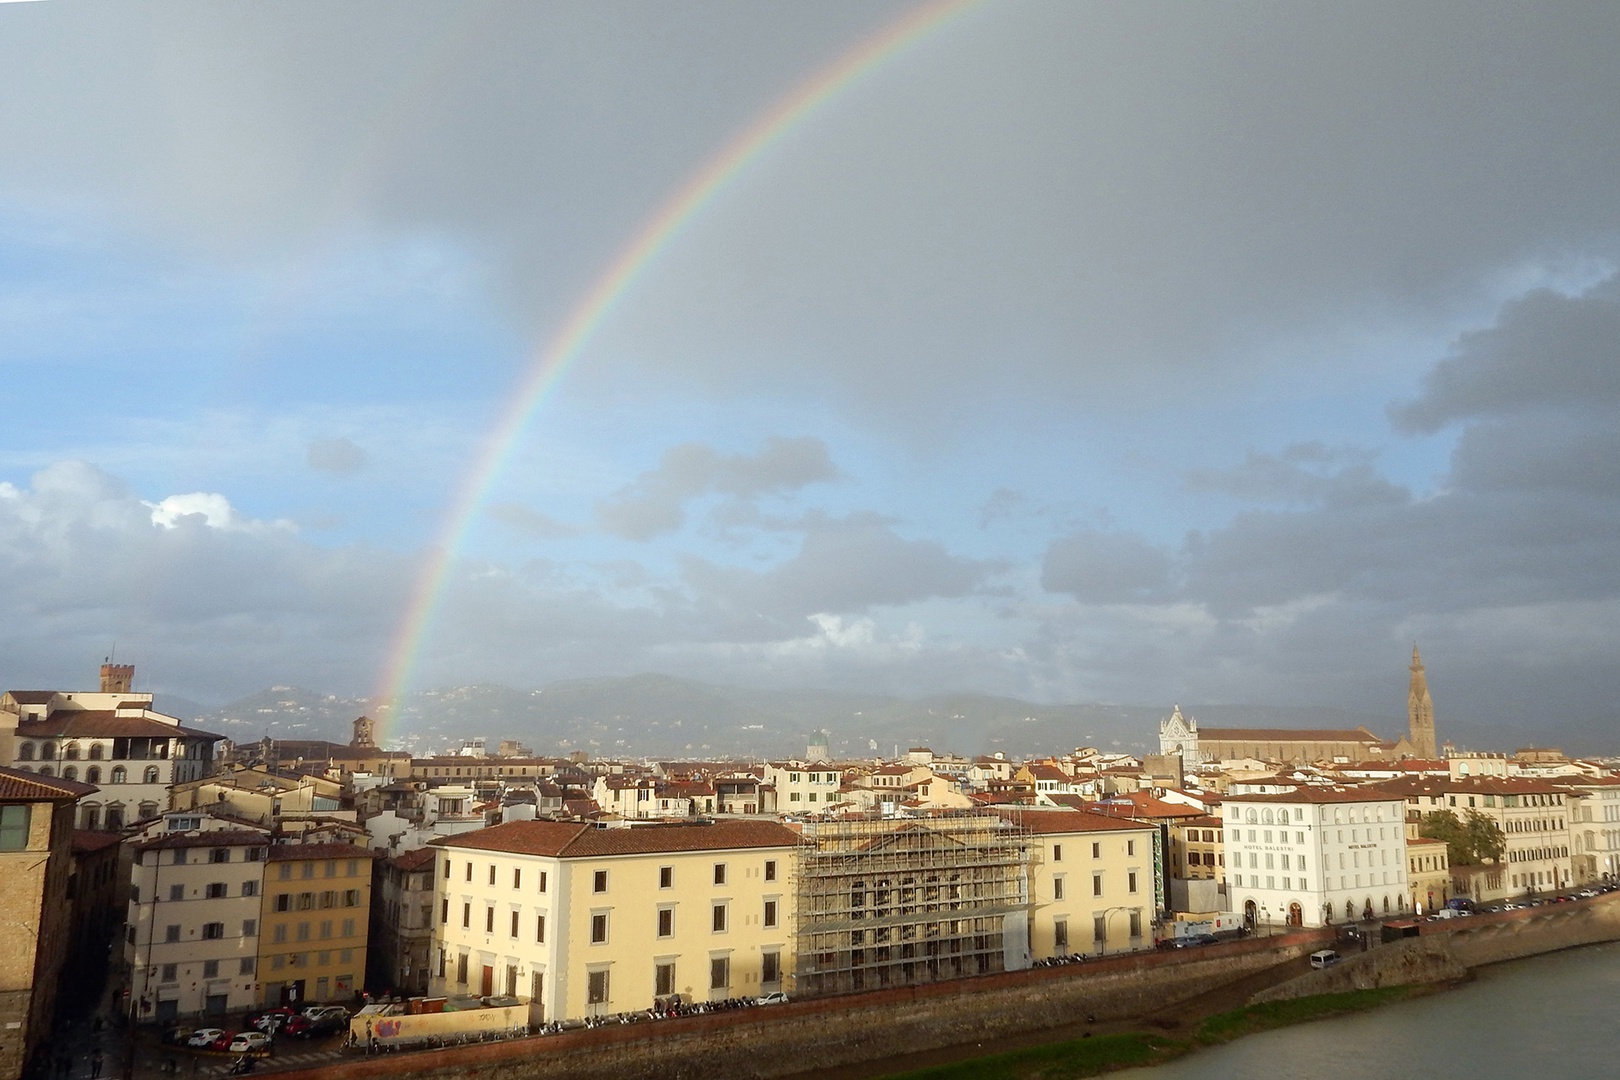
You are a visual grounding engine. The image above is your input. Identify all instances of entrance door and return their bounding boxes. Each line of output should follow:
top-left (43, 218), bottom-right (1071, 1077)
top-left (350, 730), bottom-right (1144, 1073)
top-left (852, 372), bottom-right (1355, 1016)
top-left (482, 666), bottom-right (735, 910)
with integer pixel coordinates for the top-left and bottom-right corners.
top-left (480, 965), bottom-right (494, 997)
top-left (155, 1000), bottom-right (178, 1024)
top-left (205, 994), bottom-right (228, 1016)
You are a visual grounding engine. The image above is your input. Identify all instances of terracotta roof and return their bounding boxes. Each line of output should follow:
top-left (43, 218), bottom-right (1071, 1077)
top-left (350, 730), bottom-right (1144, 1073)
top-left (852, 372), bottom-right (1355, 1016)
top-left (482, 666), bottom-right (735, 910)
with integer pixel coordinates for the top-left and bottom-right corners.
top-left (1044, 794), bottom-right (1090, 810)
top-left (17, 712), bottom-right (223, 740)
top-left (999, 808), bottom-right (1158, 835)
top-left (388, 847), bottom-right (438, 872)
top-left (0, 765), bottom-right (98, 801)
top-left (433, 818), bottom-right (802, 858)
top-left (72, 829), bottom-right (126, 853)
top-left (1367, 775), bottom-right (1574, 798)
top-left (1094, 793), bottom-right (1204, 820)
top-left (1224, 786), bottom-right (1402, 804)
top-left (267, 842), bottom-right (378, 861)
top-left (1199, 727), bottom-right (1381, 743)
top-left (134, 828), bottom-right (272, 852)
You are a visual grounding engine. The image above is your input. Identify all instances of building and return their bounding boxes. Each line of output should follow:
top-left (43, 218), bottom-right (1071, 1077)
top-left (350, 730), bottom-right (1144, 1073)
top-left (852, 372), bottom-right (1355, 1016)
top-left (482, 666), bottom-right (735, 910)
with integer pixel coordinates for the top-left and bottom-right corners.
top-left (1407, 646), bottom-right (1438, 759)
top-left (1568, 777), bottom-right (1620, 884)
top-left (1012, 809), bottom-right (1161, 960)
top-left (763, 762), bottom-right (842, 812)
top-left (258, 843), bottom-right (378, 1007)
top-left (125, 816), bottom-right (271, 1023)
top-left (793, 812), bottom-right (1029, 996)
top-left (371, 847), bottom-right (437, 995)
top-left (64, 830), bottom-right (127, 1012)
top-left (1406, 836), bottom-right (1451, 914)
top-left (430, 819), bottom-right (801, 1022)
top-left (1223, 787), bottom-right (1410, 929)
top-left (0, 768), bottom-right (94, 1080)
top-left (2, 664), bottom-right (224, 830)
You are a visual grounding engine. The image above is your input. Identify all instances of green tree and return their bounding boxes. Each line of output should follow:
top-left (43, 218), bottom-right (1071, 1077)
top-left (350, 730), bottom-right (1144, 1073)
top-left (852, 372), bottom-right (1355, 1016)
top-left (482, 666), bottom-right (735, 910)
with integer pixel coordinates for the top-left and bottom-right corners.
top-left (1418, 808), bottom-right (1506, 866)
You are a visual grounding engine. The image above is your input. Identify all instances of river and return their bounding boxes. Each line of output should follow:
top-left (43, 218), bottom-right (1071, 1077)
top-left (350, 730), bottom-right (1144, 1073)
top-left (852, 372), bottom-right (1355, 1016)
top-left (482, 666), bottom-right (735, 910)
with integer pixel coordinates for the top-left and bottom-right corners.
top-left (1114, 942), bottom-right (1620, 1080)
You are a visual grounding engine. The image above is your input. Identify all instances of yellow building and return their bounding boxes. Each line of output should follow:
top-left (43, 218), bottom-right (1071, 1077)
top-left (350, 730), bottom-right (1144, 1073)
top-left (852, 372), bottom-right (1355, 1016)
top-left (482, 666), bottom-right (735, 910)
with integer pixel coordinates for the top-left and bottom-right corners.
top-left (430, 819), bottom-right (800, 1021)
top-left (1014, 809), bottom-right (1160, 959)
top-left (0, 768), bottom-right (89, 1080)
top-left (1406, 836), bottom-right (1451, 914)
top-left (258, 842), bottom-right (378, 1007)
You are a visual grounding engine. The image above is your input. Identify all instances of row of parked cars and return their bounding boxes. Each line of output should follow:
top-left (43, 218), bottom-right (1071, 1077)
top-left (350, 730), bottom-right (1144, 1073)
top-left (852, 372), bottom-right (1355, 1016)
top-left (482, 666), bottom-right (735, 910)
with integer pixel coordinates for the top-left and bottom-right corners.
top-left (161, 1005), bottom-right (352, 1052)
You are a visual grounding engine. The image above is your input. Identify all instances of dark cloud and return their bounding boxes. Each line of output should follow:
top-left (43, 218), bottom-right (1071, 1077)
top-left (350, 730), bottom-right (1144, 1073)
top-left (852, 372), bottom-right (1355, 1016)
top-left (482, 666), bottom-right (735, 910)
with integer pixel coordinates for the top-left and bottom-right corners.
top-left (1041, 529), bottom-right (1174, 604)
top-left (307, 436), bottom-right (368, 474)
top-left (596, 436), bottom-right (840, 540)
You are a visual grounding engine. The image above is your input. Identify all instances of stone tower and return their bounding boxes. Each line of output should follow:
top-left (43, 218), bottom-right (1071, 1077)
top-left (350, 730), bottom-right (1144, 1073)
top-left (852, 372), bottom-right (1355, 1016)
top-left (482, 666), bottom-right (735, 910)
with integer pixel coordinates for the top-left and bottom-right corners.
top-left (351, 714), bottom-right (376, 748)
top-left (1408, 645), bottom-right (1437, 758)
top-left (100, 662), bottom-right (135, 693)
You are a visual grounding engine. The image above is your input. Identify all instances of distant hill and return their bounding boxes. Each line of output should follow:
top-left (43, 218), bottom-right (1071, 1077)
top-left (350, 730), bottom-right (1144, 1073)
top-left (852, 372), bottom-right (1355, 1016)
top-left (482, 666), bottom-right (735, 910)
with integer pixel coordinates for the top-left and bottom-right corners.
top-left (185, 675), bottom-right (1406, 761)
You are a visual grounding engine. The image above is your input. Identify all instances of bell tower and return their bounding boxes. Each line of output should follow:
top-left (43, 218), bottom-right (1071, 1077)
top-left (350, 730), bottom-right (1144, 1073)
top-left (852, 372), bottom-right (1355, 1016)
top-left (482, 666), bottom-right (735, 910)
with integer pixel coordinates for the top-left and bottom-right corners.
top-left (351, 714), bottom-right (376, 748)
top-left (1408, 645), bottom-right (1437, 758)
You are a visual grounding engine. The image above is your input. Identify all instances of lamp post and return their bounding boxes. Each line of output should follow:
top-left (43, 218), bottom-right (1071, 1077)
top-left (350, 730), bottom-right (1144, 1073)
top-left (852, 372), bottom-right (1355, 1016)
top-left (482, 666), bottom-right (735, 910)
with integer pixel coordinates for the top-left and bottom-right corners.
top-left (1099, 906), bottom-right (1131, 956)
top-left (1259, 904), bottom-right (1272, 938)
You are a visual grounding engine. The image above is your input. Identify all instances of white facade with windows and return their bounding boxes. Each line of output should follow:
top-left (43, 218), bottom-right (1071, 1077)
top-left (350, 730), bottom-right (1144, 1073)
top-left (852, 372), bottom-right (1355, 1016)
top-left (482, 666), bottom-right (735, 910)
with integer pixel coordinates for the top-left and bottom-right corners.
top-left (763, 762), bottom-right (841, 810)
top-left (125, 815), bottom-right (270, 1023)
top-left (1223, 788), bottom-right (1409, 929)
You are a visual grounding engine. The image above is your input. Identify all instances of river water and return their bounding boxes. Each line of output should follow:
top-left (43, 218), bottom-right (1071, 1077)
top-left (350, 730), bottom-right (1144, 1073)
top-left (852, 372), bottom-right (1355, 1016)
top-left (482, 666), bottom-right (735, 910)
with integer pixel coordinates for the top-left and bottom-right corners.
top-left (1114, 942), bottom-right (1620, 1080)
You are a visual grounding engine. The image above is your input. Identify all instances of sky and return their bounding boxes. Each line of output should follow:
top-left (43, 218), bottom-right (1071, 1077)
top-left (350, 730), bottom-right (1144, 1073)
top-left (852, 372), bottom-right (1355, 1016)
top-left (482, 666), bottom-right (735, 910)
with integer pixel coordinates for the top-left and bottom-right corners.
top-left (2, 1), bottom-right (1618, 748)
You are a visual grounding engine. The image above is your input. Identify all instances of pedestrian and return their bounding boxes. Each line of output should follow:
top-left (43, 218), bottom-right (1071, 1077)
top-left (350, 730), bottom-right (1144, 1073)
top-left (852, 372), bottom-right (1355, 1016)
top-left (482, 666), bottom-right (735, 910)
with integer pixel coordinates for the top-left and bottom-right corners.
top-left (91, 1050), bottom-right (103, 1079)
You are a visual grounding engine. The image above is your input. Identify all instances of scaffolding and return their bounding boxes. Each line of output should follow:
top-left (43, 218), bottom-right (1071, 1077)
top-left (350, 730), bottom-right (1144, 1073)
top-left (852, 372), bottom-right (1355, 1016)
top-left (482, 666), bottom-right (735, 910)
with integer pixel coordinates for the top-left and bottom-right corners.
top-left (794, 811), bottom-right (1030, 997)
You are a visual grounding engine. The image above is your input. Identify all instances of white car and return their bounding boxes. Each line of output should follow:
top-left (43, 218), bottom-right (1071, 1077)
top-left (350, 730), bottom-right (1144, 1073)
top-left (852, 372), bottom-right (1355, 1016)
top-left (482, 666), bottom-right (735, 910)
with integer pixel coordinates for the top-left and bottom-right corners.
top-left (227, 1032), bottom-right (271, 1053)
top-left (756, 992), bottom-right (790, 1006)
top-left (185, 1028), bottom-right (225, 1048)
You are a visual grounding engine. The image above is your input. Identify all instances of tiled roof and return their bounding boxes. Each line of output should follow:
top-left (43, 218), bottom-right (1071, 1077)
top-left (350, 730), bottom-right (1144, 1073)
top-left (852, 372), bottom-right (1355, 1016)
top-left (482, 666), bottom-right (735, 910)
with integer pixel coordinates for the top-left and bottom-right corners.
top-left (1000, 808), bottom-right (1158, 835)
top-left (17, 711), bottom-right (223, 740)
top-left (433, 818), bottom-right (802, 858)
top-left (1224, 785), bottom-right (1403, 804)
top-left (72, 829), bottom-right (126, 853)
top-left (0, 765), bottom-right (98, 801)
top-left (267, 842), bottom-right (378, 861)
top-left (1199, 727), bottom-right (1381, 742)
top-left (134, 828), bottom-right (272, 851)
top-left (388, 847), bottom-right (438, 872)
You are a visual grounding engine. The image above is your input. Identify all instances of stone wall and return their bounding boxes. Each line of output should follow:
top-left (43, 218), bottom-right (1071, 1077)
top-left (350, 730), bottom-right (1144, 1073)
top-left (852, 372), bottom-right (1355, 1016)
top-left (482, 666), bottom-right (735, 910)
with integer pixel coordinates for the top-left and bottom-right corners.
top-left (276, 933), bottom-right (1330, 1080)
top-left (1253, 890), bottom-right (1620, 1004)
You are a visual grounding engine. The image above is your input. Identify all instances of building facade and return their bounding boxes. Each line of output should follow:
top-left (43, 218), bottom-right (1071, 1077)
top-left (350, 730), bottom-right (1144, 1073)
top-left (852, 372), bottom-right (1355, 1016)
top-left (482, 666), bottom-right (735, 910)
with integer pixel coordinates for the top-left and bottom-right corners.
top-left (1015, 810), bottom-right (1160, 961)
top-left (258, 843), bottom-right (378, 1007)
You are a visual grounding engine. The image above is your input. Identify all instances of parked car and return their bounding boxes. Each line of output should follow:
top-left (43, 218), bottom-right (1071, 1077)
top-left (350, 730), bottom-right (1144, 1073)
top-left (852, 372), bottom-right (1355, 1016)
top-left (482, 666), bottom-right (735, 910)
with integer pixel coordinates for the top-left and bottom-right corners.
top-left (301, 1005), bottom-right (350, 1023)
top-left (185, 1028), bottom-right (226, 1048)
top-left (227, 1032), bottom-right (272, 1054)
top-left (248, 1007), bottom-right (296, 1033)
top-left (756, 992), bottom-right (790, 1006)
top-left (285, 1013), bottom-right (347, 1039)
top-left (1309, 949), bottom-right (1341, 969)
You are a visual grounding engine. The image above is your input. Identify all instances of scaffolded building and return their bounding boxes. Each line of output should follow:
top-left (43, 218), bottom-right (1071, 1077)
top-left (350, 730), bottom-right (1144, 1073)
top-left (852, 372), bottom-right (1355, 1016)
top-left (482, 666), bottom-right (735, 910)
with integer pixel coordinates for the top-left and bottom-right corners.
top-left (794, 811), bottom-right (1030, 996)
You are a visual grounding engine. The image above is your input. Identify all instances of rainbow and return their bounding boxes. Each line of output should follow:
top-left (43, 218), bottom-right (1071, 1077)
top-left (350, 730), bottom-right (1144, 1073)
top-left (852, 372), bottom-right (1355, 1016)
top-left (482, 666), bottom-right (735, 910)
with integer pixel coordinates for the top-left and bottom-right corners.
top-left (371, 0), bottom-right (984, 740)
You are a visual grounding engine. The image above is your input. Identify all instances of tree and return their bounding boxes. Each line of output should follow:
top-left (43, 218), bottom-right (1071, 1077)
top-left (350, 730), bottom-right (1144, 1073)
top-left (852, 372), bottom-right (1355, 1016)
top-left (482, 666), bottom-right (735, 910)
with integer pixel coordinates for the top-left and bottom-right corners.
top-left (1419, 808), bottom-right (1506, 866)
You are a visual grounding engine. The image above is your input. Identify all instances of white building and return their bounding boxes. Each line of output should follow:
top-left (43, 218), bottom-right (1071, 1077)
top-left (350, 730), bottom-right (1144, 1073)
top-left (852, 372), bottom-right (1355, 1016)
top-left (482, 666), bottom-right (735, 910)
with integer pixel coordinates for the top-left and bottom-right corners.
top-left (762, 762), bottom-right (840, 812)
top-left (1568, 777), bottom-right (1620, 884)
top-left (1223, 787), bottom-right (1409, 929)
top-left (125, 814), bottom-right (271, 1023)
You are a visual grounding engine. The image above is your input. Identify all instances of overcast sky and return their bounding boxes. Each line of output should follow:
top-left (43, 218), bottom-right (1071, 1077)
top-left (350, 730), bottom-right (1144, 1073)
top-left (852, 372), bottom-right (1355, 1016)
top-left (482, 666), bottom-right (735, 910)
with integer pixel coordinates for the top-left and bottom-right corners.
top-left (3, 1), bottom-right (1618, 749)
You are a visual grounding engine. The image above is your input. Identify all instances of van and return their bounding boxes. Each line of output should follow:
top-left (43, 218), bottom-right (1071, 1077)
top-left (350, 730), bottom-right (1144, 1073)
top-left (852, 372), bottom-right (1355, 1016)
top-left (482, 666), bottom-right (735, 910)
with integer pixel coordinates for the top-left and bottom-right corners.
top-left (1309, 949), bottom-right (1341, 969)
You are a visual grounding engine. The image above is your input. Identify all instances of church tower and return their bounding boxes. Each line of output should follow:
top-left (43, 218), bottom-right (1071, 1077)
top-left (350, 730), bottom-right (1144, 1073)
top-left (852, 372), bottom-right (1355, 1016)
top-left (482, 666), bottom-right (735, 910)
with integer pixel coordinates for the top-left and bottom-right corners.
top-left (351, 714), bottom-right (376, 748)
top-left (1408, 645), bottom-right (1437, 758)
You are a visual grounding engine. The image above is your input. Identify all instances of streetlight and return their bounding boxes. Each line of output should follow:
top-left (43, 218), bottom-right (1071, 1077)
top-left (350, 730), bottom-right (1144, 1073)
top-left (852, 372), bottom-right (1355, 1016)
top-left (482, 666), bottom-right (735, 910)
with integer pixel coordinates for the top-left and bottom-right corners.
top-left (1099, 906), bottom-right (1131, 956)
top-left (1259, 904), bottom-right (1272, 938)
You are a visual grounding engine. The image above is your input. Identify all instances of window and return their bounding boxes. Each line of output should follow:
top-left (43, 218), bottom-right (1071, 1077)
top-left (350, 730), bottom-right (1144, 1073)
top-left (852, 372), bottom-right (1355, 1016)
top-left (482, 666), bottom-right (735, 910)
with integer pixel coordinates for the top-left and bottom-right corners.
top-left (485, 907), bottom-right (495, 933)
top-left (1091, 842), bottom-right (1100, 859)
top-left (160, 963), bottom-right (178, 983)
top-left (242, 919), bottom-right (257, 937)
top-left (513, 868), bottom-right (521, 889)
top-left (511, 910), bottom-right (520, 938)
top-left (164, 925), bottom-right (180, 943)
top-left (762, 951), bottom-right (780, 985)
top-left (143, 766), bottom-right (161, 784)
top-left (763, 899), bottom-right (778, 928)
top-left (1093, 916), bottom-right (1106, 943)
top-left (87, 767), bottom-right (101, 784)
top-left (275, 894), bottom-right (291, 913)
top-left (1092, 874), bottom-right (1103, 897)
top-left (488, 865), bottom-right (496, 885)
top-left (240, 957), bottom-right (256, 975)
top-left (206, 883), bottom-right (227, 899)
top-left (169, 884), bottom-right (185, 902)
top-left (1127, 871), bottom-right (1138, 894)
top-left (657, 908), bottom-right (674, 938)
top-left (465, 862), bottom-right (472, 882)
top-left (1052, 844), bottom-right (1062, 863)
top-left (202, 922), bottom-right (224, 939)
top-left (710, 956), bottom-right (730, 990)
top-left (655, 962), bottom-right (675, 997)
top-left (587, 969), bottom-right (609, 1005)
top-left (296, 922), bottom-right (310, 941)
top-left (343, 889), bottom-right (360, 906)
top-left (659, 866), bottom-right (673, 889)
top-left (538, 870), bottom-right (548, 893)
top-left (1053, 876), bottom-right (1065, 901)
top-left (202, 959), bottom-right (219, 979)
top-left (535, 914), bottom-right (546, 943)
top-left (1054, 919), bottom-right (1068, 950)
top-left (462, 903), bottom-right (470, 929)
top-left (713, 863), bottom-right (727, 886)
top-left (242, 881), bottom-right (258, 897)
top-left (456, 953), bottom-right (469, 984)
top-left (441, 898), bottom-right (449, 925)
top-left (1127, 840), bottom-right (1136, 857)
top-left (210, 848), bottom-right (230, 864)
top-left (591, 913), bottom-right (608, 944)
top-left (296, 892), bottom-right (314, 910)
top-left (0, 806), bottom-right (27, 851)
top-left (62, 766), bottom-right (78, 781)
top-left (594, 870), bottom-right (608, 893)
top-left (1129, 911), bottom-right (1142, 937)
top-left (764, 860), bottom-right (776, 882)
top-left (272, 925), bottom-right (287, 944)
top-left (712, 903), bottom-right (727, 933)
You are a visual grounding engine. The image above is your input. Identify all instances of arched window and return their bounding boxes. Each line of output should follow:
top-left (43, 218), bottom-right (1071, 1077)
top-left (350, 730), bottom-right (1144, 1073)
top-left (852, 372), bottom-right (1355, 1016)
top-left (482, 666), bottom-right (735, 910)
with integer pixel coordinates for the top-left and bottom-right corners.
top-left (38, 766), bottom-right (53, 777)
top-left (1246, 809), bottom-right (1258, 824)
top-left (64, 743), bottom-right (80, 761)
top-left (87, 767), bottom-right (102, 784)
top-left (62, 766), bottom-right (78, 781)
top-left (137, 801), bottom-right (159, 821)
top-left (111, 766), bottom-right (127, 784)
top-left (79, 804), bottom-right (101, 831)
top-left (89, 744), bottom-right (105, 761)
top-left (40, 743), bottom-right (56, 761)
top-left (105, 804), bottom-right (125, 830)
top-left (17, 743), bottom-right (33, 762)
top-left (1345, 899), bottom-right (1355, 919)
top-left (143, 766), bottom-right (161, 785)
top-left (1262, 809), bottom-right (1275, 825)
